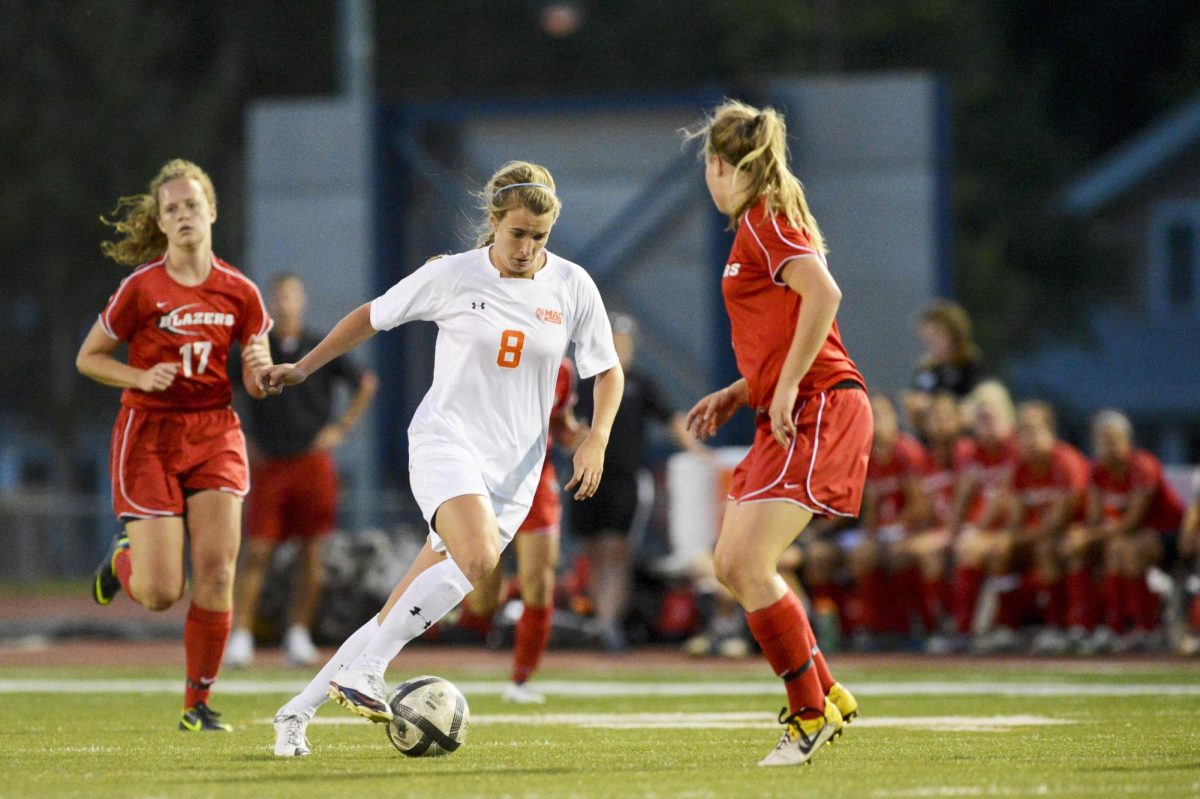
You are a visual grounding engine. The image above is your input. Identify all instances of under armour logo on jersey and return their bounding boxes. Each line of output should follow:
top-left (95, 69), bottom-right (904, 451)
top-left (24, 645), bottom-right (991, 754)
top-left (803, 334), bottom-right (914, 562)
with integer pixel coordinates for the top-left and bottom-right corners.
top-left (472, 301), bottom-right (486, 310)
top-left (410, 606), bottom-right (431, 630)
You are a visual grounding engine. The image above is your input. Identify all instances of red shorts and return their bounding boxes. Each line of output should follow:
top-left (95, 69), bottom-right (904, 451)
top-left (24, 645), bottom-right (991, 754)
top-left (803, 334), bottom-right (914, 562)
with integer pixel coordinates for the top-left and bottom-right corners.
top-left (245, 450), bottom-right (339, 541)
top-left (109, 406), bottom-right (248, 521)
top-left (518, 461), bottom-right (561, 536)
top-left (727, 386), bottom-right (872, 517)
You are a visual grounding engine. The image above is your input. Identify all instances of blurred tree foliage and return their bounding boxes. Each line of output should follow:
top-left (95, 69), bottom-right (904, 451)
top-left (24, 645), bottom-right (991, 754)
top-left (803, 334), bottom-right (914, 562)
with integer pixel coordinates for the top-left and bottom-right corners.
top-left (3, 0), bottom-right (1199, 460)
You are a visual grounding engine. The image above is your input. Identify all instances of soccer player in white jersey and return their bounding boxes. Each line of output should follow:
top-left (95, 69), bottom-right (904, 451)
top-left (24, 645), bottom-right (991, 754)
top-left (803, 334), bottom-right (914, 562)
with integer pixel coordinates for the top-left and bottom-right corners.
top-left (261, 161), bottom-right (624, 757)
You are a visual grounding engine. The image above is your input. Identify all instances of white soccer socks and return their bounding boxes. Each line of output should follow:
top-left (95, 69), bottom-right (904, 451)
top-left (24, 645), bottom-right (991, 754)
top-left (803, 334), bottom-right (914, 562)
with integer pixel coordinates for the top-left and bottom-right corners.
top-left (353, 557), bottom-right (474, 674)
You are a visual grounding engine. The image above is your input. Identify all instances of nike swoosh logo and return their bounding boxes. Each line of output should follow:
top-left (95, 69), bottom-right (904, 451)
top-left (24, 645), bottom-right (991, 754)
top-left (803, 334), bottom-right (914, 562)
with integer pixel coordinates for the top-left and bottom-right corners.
top-left (156, 301), bottom-right (170, 308)
top-left (180, 715), bottom-right (202, 731)
top-left (783, 483), bottom-right (802, 489)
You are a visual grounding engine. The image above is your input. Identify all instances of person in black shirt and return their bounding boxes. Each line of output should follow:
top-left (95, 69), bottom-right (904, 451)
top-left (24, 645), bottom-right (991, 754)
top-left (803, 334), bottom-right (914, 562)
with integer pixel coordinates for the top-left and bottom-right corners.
top-left (227, 274), bottom-right (377, 666)
top-left (573, 313), bottom-right (707, 649)
top-left (905, 299), bottom-right (982, 438)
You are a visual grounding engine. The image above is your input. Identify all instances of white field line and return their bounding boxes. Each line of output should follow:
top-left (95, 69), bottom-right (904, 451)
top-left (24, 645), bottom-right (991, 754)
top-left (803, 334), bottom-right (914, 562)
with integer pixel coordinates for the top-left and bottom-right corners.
top-left (1, 678), bottom-right (1199, 697)
top-left (283, 712), bottom-right (1076, 733)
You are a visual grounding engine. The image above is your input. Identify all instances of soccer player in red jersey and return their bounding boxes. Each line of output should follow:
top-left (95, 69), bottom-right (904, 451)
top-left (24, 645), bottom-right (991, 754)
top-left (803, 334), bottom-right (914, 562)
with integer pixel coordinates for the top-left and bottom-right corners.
top-left (981, 401), bottom-right (1089, 654)
top-left (76, 160), bottom-right (273, 731)
top-left (1064, 409), bottom-right (1182, 653)
top-left (932, 381), bottom-right (1019, 653)
top-left (846, 394), bottom-right (930, 647)
top-left (684, 100), bottom-right (872, 767)
top-left (456, 357), bottom-right (584, 702)
top-left (903, 392), bottom-right (973, 634)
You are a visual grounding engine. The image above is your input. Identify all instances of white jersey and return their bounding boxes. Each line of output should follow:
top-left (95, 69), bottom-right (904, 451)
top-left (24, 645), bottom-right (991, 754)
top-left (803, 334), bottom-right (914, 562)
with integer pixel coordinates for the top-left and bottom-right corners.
top-left (370, 247), bottom-right (618, 506)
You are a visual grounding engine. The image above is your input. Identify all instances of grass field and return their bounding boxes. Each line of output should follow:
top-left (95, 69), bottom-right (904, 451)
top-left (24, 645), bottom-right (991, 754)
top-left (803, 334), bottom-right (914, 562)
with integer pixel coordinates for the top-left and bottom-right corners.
top-left (1, 661), bottom-right (1198, 798)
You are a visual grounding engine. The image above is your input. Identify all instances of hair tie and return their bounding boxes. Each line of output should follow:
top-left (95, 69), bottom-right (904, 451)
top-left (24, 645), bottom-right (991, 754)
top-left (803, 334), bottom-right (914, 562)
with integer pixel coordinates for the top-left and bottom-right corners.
top-left (496, 182), bottom-right (554, 195)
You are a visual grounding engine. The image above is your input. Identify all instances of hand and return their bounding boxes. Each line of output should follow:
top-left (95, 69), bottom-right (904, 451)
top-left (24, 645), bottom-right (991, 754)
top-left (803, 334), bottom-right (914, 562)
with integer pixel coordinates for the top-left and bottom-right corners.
top-left (564, 433), bottom-right (606, 500)
top-left (258, 363), bottom-right (308, 395)
top-left (242, 337), bottom-right (273, 374)
top-left (311, 423), bottom-right (346, 452)
top-left (767, 382), bottom-right (800, 448)
top-left (136, 362), bottom-right (181, 392)
top-left (685, 386), bottom-right (742, 441)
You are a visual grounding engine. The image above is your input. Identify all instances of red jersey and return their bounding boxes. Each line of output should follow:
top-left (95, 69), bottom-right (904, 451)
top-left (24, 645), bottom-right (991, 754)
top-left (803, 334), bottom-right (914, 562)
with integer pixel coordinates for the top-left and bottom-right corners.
top-left (867, 432), bottom-right (928, 527)
top-left (963, 436), bottom-right (1018, 524)
top-left (1011, 440), bottom-right (1090, 529)
top-left (1091, 449), bottom-right (1184, 533)
top-left (924, 437), bottom-right (976, 527)
top-left (722, 201), bottom-right (865, 411)
top-left (99, 255), bottom-right (272, 412)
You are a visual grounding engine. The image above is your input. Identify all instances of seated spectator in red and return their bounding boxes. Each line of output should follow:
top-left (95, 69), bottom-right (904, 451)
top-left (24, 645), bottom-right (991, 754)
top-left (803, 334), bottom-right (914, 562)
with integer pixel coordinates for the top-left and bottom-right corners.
top-left (844, 394), bottom-right (930, 649)
top-left (933, 381), bottom-right (1018, 653)
top-left (902, 392), bottom-right (971, 636)
top-left (980, 401), bottom-right (1089, 654)
top-left (1064, 410), bottom-right (1182, 654)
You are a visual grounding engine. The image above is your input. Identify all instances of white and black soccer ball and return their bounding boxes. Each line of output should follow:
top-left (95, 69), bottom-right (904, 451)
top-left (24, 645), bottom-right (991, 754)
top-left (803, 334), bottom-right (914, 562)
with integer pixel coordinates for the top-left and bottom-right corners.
top-left (385, 675), bottom-right (469, 757)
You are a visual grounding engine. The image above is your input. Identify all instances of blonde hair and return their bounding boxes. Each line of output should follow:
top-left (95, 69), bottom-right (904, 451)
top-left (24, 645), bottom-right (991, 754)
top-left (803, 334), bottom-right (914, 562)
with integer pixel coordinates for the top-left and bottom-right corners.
top-left (962, 379), bottom-right (1015, 431)
top-left (100, 159), bottom-right (217, 267)
top-left (474, 161), bottom-right (562, 247)
top-left (685, 99), bottom-right (826, 253)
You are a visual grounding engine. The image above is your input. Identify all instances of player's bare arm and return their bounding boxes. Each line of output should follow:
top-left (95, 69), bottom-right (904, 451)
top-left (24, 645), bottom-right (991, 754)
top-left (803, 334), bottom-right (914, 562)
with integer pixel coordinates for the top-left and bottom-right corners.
top-left (76, 319), bottom-right (180, 392)
top-left (261, 303), bottom-right (376, 394)
top-left (240, 336), bottom-right (273, 400)
top-left (686, 377), bottom-right (747, 440)
top-left (566, 363), bottom-right (623, 500)
top-left (769, 254), bottom-right (842, 448)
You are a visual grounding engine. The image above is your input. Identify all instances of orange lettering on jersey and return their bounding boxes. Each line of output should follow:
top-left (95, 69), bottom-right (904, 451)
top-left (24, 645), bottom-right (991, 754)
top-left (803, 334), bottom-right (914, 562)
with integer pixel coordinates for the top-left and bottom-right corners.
top-left (535, 307), bottom-right (563, 325)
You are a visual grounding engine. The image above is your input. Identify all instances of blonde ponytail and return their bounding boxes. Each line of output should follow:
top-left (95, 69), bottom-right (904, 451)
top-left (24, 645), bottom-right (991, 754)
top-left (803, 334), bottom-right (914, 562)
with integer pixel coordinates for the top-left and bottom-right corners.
top-left (474, 161), bottom-right (562, 247)
top-left (685, 100), bottom-right (827, 254)
top-left (100, 159), bottom-right (217, 267)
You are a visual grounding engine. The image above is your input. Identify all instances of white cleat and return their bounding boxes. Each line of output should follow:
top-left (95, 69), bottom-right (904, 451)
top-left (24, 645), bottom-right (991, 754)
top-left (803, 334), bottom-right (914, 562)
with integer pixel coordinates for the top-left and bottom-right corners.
top-left (284, 625), bottom-right (319, 667)
top-left (225, 628), bottom-right (254, 669)
top-left (502, 682), bottom-right (546, 704)
top-left (758, 700), bottom-right (843, 767)
top-left (273, 713), bottom-right (311, 757)
top-left (328, 666), bottom-right (393, 723)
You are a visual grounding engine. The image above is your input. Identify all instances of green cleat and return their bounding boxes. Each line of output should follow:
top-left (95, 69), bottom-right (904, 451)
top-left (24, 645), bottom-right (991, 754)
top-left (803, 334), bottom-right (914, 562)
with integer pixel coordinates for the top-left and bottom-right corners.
top-left (179, 702), bottom-right (233, 732)
top-left (91, 532), bottom-right (129, 606)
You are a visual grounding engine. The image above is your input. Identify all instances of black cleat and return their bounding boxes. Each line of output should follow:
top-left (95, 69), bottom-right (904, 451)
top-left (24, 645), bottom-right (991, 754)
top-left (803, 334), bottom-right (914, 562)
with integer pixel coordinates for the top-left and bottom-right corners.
top-left (92, 532), bottom-right (129, 606)
top-left (179, 702), bottom-right (233, 732)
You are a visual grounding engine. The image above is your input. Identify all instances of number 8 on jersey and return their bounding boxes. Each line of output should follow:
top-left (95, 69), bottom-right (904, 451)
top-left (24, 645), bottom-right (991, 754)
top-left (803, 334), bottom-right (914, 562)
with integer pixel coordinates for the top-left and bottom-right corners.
top-left (497, 329), bottom-right (525, 369)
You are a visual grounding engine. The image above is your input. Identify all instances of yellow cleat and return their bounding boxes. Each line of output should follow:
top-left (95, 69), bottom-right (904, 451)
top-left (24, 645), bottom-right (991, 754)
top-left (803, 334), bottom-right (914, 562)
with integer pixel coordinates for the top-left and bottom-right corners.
top-left (827, 682), bottom-right (858, 725)
top-left (758, 698), bottom-right (843, 767)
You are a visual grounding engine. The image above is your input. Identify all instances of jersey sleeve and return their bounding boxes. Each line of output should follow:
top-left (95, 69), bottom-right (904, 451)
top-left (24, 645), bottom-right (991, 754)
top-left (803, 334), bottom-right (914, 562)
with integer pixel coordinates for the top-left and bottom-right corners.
top-left (237, 278), bottom-right (273, 344)
top-left (370, 259), bottom-right (456, 331)
top-left (569, 270), bottom-right (619, 379)
top-left (747, 213), bottom-right (822, 285)
top-left (1130, 452), bottom-right (1161, 494)
top-left (1063, 449), bottom-right (1091, 492)
top-left (99, 273), bottom-right (144, 341)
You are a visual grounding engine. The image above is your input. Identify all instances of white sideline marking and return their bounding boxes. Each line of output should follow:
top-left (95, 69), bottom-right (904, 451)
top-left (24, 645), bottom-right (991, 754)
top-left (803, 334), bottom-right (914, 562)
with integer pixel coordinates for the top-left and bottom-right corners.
top-left (286, 712), bottom-right (1075, 733)
top-left (1, 678), bottom-right (1198, 697)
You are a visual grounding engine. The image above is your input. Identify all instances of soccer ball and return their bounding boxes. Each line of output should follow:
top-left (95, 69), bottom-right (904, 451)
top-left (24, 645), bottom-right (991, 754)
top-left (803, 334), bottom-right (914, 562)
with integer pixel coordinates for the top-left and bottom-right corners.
top-left (385, 675), bottom-right (469, 757)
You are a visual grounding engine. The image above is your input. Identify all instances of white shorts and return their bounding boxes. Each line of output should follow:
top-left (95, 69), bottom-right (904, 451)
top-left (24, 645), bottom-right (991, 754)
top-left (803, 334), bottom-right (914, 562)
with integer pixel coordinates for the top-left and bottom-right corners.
top-left (409, 442), bottom-right (531, 554)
